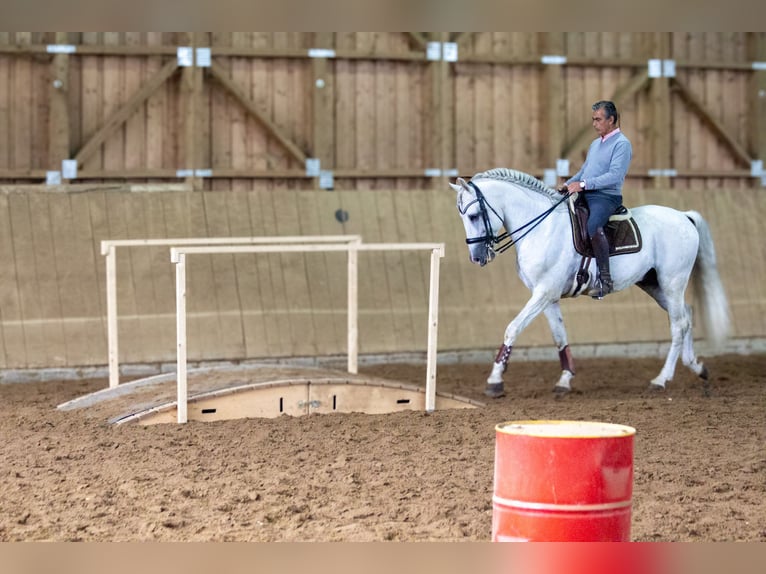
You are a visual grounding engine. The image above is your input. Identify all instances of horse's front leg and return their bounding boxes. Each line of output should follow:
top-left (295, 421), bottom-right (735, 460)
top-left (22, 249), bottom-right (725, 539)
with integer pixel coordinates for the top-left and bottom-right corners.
top-left (485, 290), bottom-right (554, 398)
top-left (542, 303), bottom-right (575, 394)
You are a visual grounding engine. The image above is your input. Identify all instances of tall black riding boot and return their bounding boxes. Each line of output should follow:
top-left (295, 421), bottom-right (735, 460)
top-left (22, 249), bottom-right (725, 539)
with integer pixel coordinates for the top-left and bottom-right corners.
top-left (590, 227), bottom-right (613, 299)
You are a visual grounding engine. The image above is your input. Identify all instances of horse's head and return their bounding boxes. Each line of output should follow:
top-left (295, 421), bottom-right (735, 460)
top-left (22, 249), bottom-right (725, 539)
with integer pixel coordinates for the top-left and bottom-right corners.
top-left (450, 177), bottom-right (502, 267)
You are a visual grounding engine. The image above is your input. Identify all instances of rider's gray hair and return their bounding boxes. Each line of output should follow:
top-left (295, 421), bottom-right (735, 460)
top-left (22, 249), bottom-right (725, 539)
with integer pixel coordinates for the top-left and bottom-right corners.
top-left (592, 100), bottom-right (619, 125)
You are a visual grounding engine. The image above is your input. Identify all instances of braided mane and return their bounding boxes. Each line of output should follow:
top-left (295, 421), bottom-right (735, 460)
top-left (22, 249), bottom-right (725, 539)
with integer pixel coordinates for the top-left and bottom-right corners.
top-left (471, 168), bottom-right (560, 200)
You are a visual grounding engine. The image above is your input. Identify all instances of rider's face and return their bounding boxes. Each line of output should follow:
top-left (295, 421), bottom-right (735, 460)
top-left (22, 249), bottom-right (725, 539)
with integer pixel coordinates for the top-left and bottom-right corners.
top-left (592, 108), bottom-right (616, 138)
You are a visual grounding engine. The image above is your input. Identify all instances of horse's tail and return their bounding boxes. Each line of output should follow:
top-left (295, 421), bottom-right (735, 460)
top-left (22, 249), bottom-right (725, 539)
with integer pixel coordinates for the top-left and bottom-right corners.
top-left (685, 210), bottom-right (731, 349)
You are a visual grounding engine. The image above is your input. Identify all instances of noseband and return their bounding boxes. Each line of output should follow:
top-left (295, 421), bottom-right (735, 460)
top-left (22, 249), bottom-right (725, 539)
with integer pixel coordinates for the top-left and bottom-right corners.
top-left (460, 180), bottom-right (569, 255)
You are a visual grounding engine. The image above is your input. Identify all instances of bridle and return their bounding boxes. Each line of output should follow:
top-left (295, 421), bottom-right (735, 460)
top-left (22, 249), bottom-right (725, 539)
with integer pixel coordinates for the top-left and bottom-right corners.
top-left (460, 180), bottom-right (569, 255)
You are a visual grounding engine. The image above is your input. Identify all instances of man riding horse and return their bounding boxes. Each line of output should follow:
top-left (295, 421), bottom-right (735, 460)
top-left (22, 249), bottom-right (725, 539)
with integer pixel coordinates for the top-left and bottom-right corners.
top-left (561, 100), bottom-right (632, 299)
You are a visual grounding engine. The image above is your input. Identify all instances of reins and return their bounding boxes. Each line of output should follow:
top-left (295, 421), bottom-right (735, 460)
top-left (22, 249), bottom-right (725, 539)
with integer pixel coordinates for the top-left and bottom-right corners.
top-left (463, 180), bottom-right (568, 254)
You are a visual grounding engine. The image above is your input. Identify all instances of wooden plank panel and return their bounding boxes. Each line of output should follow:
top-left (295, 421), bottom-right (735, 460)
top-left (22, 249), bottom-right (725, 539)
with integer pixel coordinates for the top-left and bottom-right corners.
top-left (71, 192), bottom-right (105, 363)
top-left (201, 191), bottom-right (245, 359)
top-left (314, 191), bottom-right (353, 349)
top-left (124, 33), bottom-right (145, 175)
top-left (26, 193), bottom-right (67, 365)
top-left (145, 32), bottom-right (165, 175)
top-left (375, 189), bottom-right (418, 350)
top-left (48, 193), bottom-right (90, 365)
top-left (704, 32), bottom-right (724, 189)
top-left (334, 33), bottom-right (356, 175)
top-left (355, 34), bottom-right (376, 180)
top-left (10, 33), bottom-right (32, 172)
top-left (103, 192), bottom-right (139, 362)
top-left (338, 189), bottom-right (398, 352)
top-left (0, 192), bottom-right (25, 366)
top-left (184, 191), bottom-right (221, 360)
top-left (80, 33), bottom-right (103, 171)
top-left (48, 32), bottom-right (70, 170)
top-left (246, 189), bottom-right (287, 357)
top-left (294, 191), bottom-right (338, 354)
top-left (225, 190), bottom-right (266, 358)
top-left (0, 33), bottom-right (10, 171)
top-left (102, 32), bottom-right (124, 173)
top-left (274, 190), bottom-right (318, 356)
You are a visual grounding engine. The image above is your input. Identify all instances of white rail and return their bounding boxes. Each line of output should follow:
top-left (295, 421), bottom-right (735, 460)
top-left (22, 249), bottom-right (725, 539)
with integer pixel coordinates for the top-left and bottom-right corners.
top-left (170, 242), bottom-right (445, 424)
top-left (100, 235), bottom-right (362, 388)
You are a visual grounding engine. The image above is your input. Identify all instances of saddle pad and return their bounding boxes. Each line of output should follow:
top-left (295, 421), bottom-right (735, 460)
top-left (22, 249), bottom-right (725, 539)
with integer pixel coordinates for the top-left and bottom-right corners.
top-left (568, 194), bottom-right (642, 257)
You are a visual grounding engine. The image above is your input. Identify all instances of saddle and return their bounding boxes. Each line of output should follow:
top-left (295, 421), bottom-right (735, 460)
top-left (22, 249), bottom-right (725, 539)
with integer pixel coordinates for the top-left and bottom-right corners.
top-left (568, 193), bottom-right (642, 257)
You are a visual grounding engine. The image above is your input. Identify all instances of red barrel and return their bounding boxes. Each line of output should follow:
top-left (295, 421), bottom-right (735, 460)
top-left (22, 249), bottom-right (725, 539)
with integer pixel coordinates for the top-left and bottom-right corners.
top-left (492, 420), bottom-right (635, 542)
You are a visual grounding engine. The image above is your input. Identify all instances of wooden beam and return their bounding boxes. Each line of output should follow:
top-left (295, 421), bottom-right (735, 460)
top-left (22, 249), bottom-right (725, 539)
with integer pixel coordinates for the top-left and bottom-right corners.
top-left (0, 167), bottom-right (757, 182)
top-left (428, 32), bottom-right (449, 189)
top-left (749, 33), bottom-right (766, 162)
top-left (48, 32), bottom-right (71, 170)
top-left (73, 58), bottom-right (178, 167)
top-left (543, 33), bottom-right (566, 170)
top-left (651, 33), bottom-right (672, 188)
top-left (407, 33), bottom-right (428, 50)
top-left (562, 71), bottom-right (650, 158)
top-left (312, 33), bottom-right (335, 177)
top-left (208, 61), bottom-right (308, 165)
top-left (180, 32), bottom-right (203, 189)
top-left (671, 77), bottom-right (753, 167)
top-left (452, 32), bottom-right (473, 47)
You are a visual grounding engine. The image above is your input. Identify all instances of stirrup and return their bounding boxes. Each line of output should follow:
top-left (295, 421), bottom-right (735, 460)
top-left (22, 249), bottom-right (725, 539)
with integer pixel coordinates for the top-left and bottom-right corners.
top-left (591, 276), bottom-right (613, 300)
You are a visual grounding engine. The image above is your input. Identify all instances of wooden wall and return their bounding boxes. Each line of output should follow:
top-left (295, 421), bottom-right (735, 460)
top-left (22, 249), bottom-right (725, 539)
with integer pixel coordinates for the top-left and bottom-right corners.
top-left (0, 33), bottom-right (764, 190)
top-left (0, 185), bottom-right (763, 370)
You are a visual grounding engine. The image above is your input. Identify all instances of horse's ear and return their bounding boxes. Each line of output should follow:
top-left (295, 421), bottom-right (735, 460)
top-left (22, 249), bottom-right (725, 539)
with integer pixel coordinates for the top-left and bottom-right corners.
top-left (450, 177), bottom-right (470, 194)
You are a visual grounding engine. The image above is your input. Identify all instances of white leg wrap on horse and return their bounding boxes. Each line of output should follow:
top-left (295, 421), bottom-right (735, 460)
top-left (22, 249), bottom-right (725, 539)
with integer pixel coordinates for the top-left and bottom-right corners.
top-left (555, 370), bottom-right (574, 391)
top-left (487, 362), bottom-right (505, 385)
top-left (650, 375), bottom-right (667, 389)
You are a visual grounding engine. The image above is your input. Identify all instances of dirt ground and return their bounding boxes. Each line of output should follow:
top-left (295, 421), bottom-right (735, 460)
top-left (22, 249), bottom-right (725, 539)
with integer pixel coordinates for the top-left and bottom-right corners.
top-left (0, 353), bottom-right (764, 542)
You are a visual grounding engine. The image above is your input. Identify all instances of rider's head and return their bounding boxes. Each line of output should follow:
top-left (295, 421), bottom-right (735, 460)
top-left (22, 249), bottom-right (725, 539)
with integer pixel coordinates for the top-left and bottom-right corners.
top-left (591, 101), bottom-right (619, 138)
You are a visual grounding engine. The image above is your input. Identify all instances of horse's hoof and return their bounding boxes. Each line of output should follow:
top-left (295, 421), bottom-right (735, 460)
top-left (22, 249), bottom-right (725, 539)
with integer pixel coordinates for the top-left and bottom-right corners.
top-left (699, 364), bottom-right (709, 381)
top-left (553, 385), bottom-right (571, 398)
top-left (647, 383), bottom-right (666, 393)
top-left (484, 383), bottom-right (505, 399)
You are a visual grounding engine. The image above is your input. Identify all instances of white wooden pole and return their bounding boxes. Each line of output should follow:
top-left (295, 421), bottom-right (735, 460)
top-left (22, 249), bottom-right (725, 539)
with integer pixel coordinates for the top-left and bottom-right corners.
top-left (106, 244), bottom-right (120, 388)
top-left (425, 247), bottom-right (444, 413)
top-left (175, 252), bottom-right (188, 424)
top-left (347, 238), bottom-right (360, 374)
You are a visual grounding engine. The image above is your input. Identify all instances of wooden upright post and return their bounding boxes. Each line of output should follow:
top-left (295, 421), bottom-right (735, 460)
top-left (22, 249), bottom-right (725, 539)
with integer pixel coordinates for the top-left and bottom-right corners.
top-left (544, 33), bottom-right (566, 180)
top-left (181, 32), bottom-right (202, 190)
top-left (48, 31), bottom-right (71, 175)
top-left (749, 33), bottom-right (766, 169)
top-left (312, 33), bottom-right (335, 186)
top-left (428, 32), bottom-right (449, 189)
top-left (651, 32), bottom-right (672, 188)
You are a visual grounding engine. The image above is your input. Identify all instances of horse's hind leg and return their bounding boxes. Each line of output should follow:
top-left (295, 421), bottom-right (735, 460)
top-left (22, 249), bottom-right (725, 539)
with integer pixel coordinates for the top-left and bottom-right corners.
top-left (638, 280), bottom-right (705, 390)
top-left (543, 303), bottom-right (575, 394)
top-left (681, 304), bottom-right (710, 394)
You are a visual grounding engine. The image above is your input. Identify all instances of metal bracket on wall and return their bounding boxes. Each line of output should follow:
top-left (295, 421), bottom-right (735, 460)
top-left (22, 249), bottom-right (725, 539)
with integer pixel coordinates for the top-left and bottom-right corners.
top-left (424, 168), bottom-right (459, 177)
top-left (62, 159), bottom-right (78, 179)
top-left (541, 55), bottom-right (567, 65)
top-left (47, 44), bottom-right (77, 54)
top-left (319, 170), bottom-right (334, 189)
top-left (177, 47), bottom-right (211, 67)
top-left (648, 59), bottom-right (676, 78)
top-left (176, 169), bottom-right (213, 178)
top-left (427, 42), bottom-right (458, 62)
top-left (308, 48), bottom-right (336, 58)
top-left (306, 158), bottom-right (321, 177)
top-left (647, 168), bottom-right (678, 177)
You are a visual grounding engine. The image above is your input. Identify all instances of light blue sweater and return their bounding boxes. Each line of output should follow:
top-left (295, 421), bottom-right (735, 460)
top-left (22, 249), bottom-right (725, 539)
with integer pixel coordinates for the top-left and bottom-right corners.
top-left (566, 132), bottom-right (632, 198)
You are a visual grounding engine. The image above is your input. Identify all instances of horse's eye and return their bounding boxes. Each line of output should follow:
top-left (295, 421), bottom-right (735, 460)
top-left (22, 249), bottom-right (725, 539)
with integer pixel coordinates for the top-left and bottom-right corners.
top-left (468, 213), bottom-right (479, 222)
